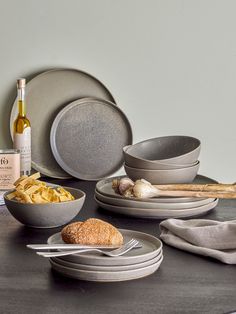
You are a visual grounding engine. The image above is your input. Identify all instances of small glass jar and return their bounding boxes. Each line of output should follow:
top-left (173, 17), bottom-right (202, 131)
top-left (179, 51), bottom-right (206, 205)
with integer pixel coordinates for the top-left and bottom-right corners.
top-left (0, 149), bottom-right (20, 191)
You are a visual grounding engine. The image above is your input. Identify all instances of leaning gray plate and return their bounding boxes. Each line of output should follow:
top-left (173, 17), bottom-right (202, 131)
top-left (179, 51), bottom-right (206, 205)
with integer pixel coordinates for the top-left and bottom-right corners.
top-left (95, 190), bottom-right (215, 210)
top-left (10, 68), bottom-right (116, 178)
top-left (49, 255), bottom-right (163, 282)
top-left (95, 197), bottom-right (218, 219)
top-left (96, 175), bottom-right (217, 203)
top-left (47, 229), bottom-right (162, 266)
top-left (50, 252), bottom-right (163, 272)
top-left (50, 97), bottom-right (132, 180)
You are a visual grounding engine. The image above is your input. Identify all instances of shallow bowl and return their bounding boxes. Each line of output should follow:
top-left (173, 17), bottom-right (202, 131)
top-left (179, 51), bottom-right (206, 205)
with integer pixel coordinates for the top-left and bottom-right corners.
top-left (123, 146), bottom-right (198, 170)
top-left (125, 136), bottom-right (201, 165)
top-left (124, 162), bottom-right (200, 184)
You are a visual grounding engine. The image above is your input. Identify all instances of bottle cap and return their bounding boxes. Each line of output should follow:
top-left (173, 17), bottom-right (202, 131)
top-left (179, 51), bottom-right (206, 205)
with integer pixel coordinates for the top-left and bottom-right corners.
top-left (17, 78), bottom-right (26, 89)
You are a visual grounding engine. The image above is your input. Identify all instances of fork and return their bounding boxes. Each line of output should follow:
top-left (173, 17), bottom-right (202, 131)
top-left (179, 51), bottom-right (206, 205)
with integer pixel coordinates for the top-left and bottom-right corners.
top-left (36, 239), bottom-right (139, 258)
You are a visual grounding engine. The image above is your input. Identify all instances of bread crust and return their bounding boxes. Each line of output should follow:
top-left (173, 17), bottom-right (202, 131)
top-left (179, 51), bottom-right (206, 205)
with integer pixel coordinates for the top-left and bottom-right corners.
top-left (61, 218), bottom-right (123, 245)
top-left (61, 221), bottom-right (83, 244)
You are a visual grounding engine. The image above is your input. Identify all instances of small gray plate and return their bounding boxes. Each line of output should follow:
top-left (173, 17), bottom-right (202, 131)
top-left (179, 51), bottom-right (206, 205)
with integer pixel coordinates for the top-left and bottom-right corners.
top-left (50, 252), bottom-right (163, 272)
top-left (49, 255), bottom-right (163, 282)
top-left (50, 98), bottom-right (132, 180)
top-left (95, 197), bottom-right (218, 219)
top-left (96, 175), bottom-right (217, 203)
top-left (47, 229), bottom-right (162, 266)
top-left (10, 68), bottom-right (116, 178)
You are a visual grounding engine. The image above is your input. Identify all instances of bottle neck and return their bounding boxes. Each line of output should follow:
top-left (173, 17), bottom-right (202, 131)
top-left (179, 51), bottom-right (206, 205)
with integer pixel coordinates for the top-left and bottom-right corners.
top-left (17, 87), bottom-right (26, 117)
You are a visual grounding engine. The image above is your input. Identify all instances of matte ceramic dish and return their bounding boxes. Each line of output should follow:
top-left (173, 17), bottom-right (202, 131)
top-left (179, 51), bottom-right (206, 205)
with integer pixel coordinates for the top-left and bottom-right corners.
top-left (125, 136), bottom-right (201, 165)
top-left (47, 229), bottom-right (163, 266)
top-left (95, 190), bottom-right (215, 210)
top-left (4, 186), bottom-right (85, 228)
top-left (49, 255), bottom-right (163, 282)
top-left (96, 175), bottom-right (217, 203)
top-left (95, 197), bottom-right (218, 219)
top-left (123, 146), bottom-right (198, 170)
top-left (10, 68), bottom-right (116, 178)
top-left (50, 97), bottom-right (132, 180)
top-left (124, 162), bottom-right (200, 184)
top-left (50, 252), bottom-right (163, 272)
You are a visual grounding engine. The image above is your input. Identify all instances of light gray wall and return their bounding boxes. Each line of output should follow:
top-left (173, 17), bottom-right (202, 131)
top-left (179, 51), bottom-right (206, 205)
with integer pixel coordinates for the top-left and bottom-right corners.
top-left (0, 0), bottom-right (235, 182)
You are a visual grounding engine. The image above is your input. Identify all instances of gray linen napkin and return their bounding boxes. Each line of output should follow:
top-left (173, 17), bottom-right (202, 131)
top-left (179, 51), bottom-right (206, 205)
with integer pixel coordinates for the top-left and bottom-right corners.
top-left (159, 219), bottom-right (236, 264)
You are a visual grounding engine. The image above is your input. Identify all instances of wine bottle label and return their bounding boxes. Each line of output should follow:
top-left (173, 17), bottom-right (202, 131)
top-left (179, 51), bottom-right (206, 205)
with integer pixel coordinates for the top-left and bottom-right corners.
top-left (13, 127), bottom-right (31, 172)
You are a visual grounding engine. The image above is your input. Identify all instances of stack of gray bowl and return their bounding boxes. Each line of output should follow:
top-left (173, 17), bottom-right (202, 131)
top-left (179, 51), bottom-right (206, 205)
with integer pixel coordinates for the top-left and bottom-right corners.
top-left (123, 136), bottom-right (201, 184)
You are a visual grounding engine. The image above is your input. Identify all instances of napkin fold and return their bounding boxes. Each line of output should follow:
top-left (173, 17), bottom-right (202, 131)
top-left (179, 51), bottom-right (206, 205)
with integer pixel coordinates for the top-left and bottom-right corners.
top-left (160, 218), bottom-right (236, 264)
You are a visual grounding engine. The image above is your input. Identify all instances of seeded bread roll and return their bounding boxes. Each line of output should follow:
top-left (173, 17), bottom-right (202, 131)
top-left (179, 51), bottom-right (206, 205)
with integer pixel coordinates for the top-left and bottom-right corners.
top-left (61, 218), bottom-right (123, 245)
top-left (61, 221), bottom-right (83, 244)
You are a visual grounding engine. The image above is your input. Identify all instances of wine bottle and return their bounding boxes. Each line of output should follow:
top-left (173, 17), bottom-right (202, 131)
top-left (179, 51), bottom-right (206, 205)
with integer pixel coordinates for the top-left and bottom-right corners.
top-left (13, 78), bottom-right (31, 175)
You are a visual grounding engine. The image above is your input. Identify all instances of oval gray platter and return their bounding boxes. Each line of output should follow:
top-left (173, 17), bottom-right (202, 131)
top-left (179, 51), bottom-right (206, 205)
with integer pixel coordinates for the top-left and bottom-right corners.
top-left (96, 175), bottom-right (217, 203)
top-left (95, 190), bottom-right (215, 210)
top-left (95, 197), bottom-right (219, 219)
top-left (50, 252), bottom-right (162, 272)
top-left (47, 229), bottom-right (162, 266)
top-left (50, 97), bottom-right (132, 180)
top-left (10, 68), bottom-right (116, 179)
top-left (49, 255), bottom-right (163, 282)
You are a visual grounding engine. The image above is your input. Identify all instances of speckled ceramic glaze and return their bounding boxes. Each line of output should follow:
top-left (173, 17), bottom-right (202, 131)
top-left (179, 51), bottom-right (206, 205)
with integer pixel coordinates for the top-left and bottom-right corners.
top-left (50, 97), bottom-right (132, 180)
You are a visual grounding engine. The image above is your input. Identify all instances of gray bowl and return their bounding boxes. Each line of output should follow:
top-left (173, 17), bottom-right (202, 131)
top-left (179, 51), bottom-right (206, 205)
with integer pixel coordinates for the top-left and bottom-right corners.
top-left (125, 136), bottom-right (201, 165)
top-left (123, 146), bottom-right (199, 170)
top-left (124, 162), bottom-right (200, 184)
top-left (4, 186), bottom-right (86, 228)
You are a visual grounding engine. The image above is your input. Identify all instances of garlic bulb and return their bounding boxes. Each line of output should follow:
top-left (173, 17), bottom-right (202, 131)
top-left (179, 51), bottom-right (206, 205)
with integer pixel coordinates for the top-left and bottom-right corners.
top-left (112, 177), bottom-right (134, 195)
top-left (133, 179), bottom-right (158, 198)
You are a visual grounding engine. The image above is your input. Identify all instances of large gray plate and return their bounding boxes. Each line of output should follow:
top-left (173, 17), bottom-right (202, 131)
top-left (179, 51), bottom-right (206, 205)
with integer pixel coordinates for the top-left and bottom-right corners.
top-left (47, 229), bottom-right (162, 266)
top-left (95, 190), bottom-right (215, 210)
top-left (95, 197), bottom-right (218, 219)
top-left (96, 175), bottom-right (217, 203)
top-left (50, 252), bottom-right (162, 272)
top-left (49, 255), bottom-right (163, 282)
top-left (10, 68), bottom-right (116, 178)
top-left (50, 98), bottom-right (132, 180)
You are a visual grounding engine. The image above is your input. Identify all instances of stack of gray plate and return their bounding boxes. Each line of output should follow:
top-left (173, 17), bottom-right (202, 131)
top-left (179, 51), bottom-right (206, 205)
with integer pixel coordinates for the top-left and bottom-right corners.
top-left (95, 176), bottom-right (219, 219)
top-left (47, 230), bottom-right (163, 282)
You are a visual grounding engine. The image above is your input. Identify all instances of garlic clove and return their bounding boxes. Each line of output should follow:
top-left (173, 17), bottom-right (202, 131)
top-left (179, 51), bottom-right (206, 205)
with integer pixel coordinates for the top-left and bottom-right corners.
top-left (112, 179), bottom-right (120, 193)
top-left (123, 186), bottom-right (135, 197)
top-left (118, 177), bottom-right (134, 195)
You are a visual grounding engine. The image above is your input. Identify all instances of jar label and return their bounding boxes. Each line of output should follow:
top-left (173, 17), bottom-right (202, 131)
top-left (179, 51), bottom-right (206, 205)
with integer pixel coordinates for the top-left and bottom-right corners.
top-left (0, 153), bottom-right (20, 189)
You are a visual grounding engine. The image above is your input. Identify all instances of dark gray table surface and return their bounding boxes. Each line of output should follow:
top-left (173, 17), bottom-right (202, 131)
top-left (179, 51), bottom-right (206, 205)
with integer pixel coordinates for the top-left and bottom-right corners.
top-left (0, 176), bottom-right (236, 314)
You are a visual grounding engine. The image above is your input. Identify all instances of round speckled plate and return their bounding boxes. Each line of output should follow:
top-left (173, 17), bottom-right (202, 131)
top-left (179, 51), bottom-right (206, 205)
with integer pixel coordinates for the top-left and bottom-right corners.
top-left (10, 68), bottom-right (116, 178)
top-left (95, 197), bottom-right (218, 219)
top-left (47, 229), bottom-right (162, 266)
top-left (49, 255), bottom-right (163, 282)
top-left (50, 97), bottom-right (132, 180)
top-left (50, 252), bottom-right (163, 272)
top-left (95, 190), bottom-right (215, 209)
